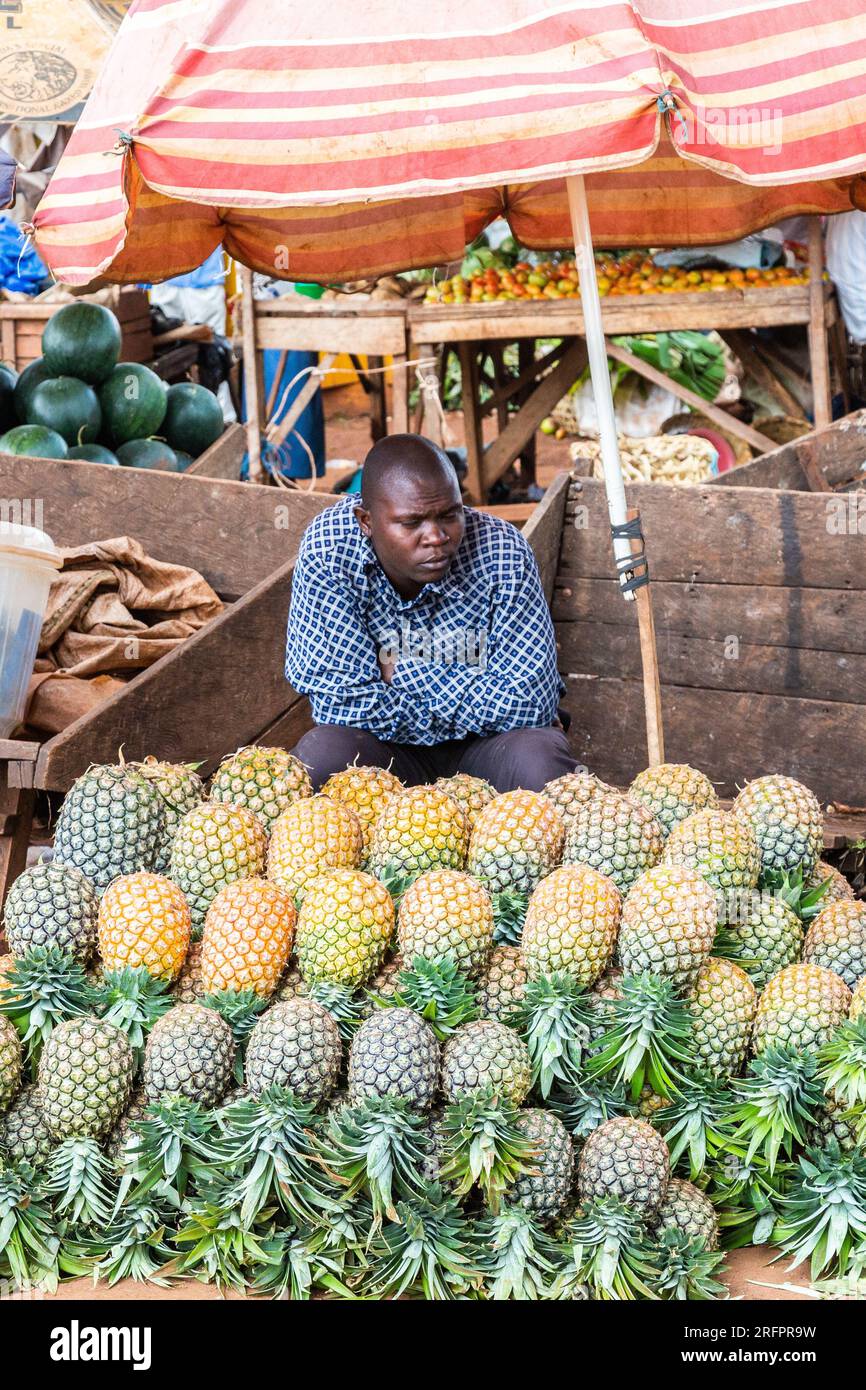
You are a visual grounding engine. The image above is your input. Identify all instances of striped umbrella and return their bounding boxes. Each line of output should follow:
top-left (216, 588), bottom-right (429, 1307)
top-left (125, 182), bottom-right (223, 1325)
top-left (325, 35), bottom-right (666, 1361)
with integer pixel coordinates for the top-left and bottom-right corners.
top-left (31, 0), bottom-right (866, 762)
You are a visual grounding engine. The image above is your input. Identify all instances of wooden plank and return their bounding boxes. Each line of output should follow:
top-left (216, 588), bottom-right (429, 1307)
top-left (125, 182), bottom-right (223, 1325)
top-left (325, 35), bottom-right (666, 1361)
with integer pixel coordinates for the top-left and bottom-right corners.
top-left (560, 478), bottom-right (866, 590)
top-left (560, 676), bottom-right (866, 804)
top-left (552, 576), bottom-right (866, 655)
top-left (36, 559), bottom-right (304, 790)
top-left (478, 503), bottom-right (536, 522)
top-left (808, 217), bottom-right (832, 430)
top-left (604, 339), bottom-right (775, 452)
top-left (480, 340), bottom-right (587, 492)
top-left (413, 342), bottom-right (444, 446)
top-left (390, 354), bottom-right (409, 434)
top-left (457, 343), bottom-right (484, 503)
top-left (408, 285), bottom-right (836, 344)
top-left (724, 330), bottom-right (805, 419)
top-left (0, 740), bottom-right (40, 763)
top-left (185, 423), bottom-right (245, 480)
top-left (522, 471), bottom-right (570, 603)
top-left (558, 620), bottom-right (866, 703)
top-left (240, 268), bottom-right (264, 483)
top-left (252, 696), bottom-right (314, 752)
top-left (712, 409), bottom-right (866, 492)
top-left (0, 454), bottom-right (334, 598)
top-left (266, 353), bottom-right (336, 452)
top-left (0, 782), bottom-right (34, 911)
top-left (255, 314), bottom-right (406, 357)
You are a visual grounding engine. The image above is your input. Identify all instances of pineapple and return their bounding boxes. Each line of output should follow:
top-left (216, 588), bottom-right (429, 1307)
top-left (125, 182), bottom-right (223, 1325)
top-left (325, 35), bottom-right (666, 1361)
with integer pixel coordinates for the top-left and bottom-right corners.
top-left (142, 1003), bottom-right (235, 1106)
top-left (476, 945), bottom-right (528, 1022)
top-left (0, 1015), bottom-right (22, 1109)
top-left (397, 869), bottom-right (494, 977)
top-left (347, 1007), bottom-right (440, 1109)
top-left (433, 773), bottom-right (496, 829)
top-left (97, 871), bottom-right (191, 982)
top-left (628, 764), bottom-right (718, 839)
top-left (721, 892), bottom-right (803, 990)
top-left (267, 795), bottom-right (363, 902)
top-left (105, 1088), bottom-right (150, 1163)
top-left (688, 957), bottom-right (757, 1078)
top-left (200, 877), bottom-right (296, 997)
top-left (655, 1178), bottom-right (719, 1250)
top-left (0, 1085), bottom-right (54, 1167)
top-left (563, 791), bottom-right (664, 895)
top-left (322, 764), bottom-right (403, 859)
top-left (851, 976), bottom-right (866, 1024)
top-left (38, 1015), bottom-right (133, 1139)
top-left (618, 865), bottom-right (718, 990)
top-left (576, 1116), bottom-right (670, 1217)
top-left (245, 999), bottom-right (341, 1106)
top-left (810, 1090), bottom-right (860, 1153)
top-left (467, 790), bottom-right (564, 902)
top-left (3, 861), bottom-right (98, 963)
top-left (541, 770), bottom-right (614, 830)
top-left (294, 868), bottom-right (394, 987)
top-left (803, 901), bottom-right (866, 990)
top-left (368, 785), bottom-right (469, 894)
top-left (521, 864), bottom-right (621, 986)
top-left (661, 808), bottom-right (761, 908)
top-left (752, 963), bottom-right (851, 1055)
top-left (210, 745), bottom-right (312, 831)
top-left (508, 1108), bottom-right (575, 1224)
top-left (169, 802), bottom-right (267, 935)
top-left (806, 860), bottom-right (854, 904)
top-left (732, 774), bottom-right (823, 876)
top-left (132, 757), bottom-right (206, 873)
top-left (172, 940), bottom-right (205, 1003)
top-left (441, 1019), bottom-right (531, 1105)
top-left (53, 763), bottom-right (164, 891)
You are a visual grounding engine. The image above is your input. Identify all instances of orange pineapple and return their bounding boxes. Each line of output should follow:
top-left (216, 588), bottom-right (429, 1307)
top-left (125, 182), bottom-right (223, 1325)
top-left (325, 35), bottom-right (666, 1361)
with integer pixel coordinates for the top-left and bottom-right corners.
top-left (98, 872), bottom-right (191, 981)
top-left (200, 877), bottom-right (296, 997)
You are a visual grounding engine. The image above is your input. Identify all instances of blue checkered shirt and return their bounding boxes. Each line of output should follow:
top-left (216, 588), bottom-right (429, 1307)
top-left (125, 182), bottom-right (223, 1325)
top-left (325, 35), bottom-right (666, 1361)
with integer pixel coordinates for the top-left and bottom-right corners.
top-left (285, 496), bottom-right (561, 745)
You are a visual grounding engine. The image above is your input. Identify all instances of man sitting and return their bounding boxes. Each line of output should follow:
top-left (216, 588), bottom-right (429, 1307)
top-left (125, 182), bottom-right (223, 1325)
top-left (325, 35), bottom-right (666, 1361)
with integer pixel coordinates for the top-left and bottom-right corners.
top-left (286, 434), bottom-right (576, 792)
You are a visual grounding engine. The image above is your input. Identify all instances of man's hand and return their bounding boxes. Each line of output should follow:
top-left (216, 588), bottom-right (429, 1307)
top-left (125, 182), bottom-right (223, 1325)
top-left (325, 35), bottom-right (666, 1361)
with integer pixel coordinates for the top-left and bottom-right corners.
top-left (379, 654), bottom-right (396, 684)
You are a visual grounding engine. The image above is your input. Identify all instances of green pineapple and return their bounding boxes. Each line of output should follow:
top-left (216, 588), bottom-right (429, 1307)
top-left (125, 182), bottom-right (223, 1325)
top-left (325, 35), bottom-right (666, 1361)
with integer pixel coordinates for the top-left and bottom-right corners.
top-left (0, 1084), bottom-right (55, 1167)
top-left (3, 861), bottom-right (98, 962)
top-left (563, 790), bottom-right (664, 895)
top-left (38, 1015), bottom-right (133, 1139)
top-left (244, 999), bottom-right (342, 1106)
top-left (142, 1003), bottom-right (235, 1106)
top-left (168, 802), bottom-right (267, 935)
top-left (133, 756), bottom-right (206, 873)
top-left (348, 1007), bottom-right (440, 1110)
top-left (440, 1019), bottom-right (531, 1105)
top-left (508, 1108), bottom-right (575, 1224)
top-left (53, 763), bottom-right (165, 891)
top-left (0, 1015), bottom-right (22, 1109)
top-left (654, 1177), bottom-right (719, 1250)
top-left (628, 764), bottom-right (718, 839)
top-left (210, 745), bottom-right (312, 831)
top-left (576, 1116), bottom-right (670, 1217)
top-left (732, 774), bottom-right (823, 876)
top-left (688, 956), bottom-right (757, 1078)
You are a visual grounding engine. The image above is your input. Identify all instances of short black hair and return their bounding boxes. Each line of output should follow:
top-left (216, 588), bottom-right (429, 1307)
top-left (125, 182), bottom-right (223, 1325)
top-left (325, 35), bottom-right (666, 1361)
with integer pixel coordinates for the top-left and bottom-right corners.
top-left (360, 433), bottom-right (458, 508)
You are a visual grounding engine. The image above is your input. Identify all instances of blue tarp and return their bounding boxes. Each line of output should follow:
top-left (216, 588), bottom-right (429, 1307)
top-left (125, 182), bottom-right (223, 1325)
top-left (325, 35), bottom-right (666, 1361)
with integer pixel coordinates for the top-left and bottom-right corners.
top-left (0, 214), bottom-right (49, 296)
top-left (241, 348), bottom-right (325, 480)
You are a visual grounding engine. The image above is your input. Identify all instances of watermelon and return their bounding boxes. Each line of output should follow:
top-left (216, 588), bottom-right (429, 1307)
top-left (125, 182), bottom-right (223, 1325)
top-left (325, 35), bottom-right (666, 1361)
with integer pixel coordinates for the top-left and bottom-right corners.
top-left (173, 450), bottom-right (195, 472)
top-left (27, 376), bottom-right (102, 446)
top-left (68, 443), bottom-right (120, 466)
top-left (14, 358), bottom-right (54, 422)
top-left (0, 364), bottom-right (16, 433)
top-left (116, 438), bottom-right (179, 471)
top-left (0, 424), bottom-right (68, 459)
top-left (162, 382), bottom-right (224, 457)
top-left (98, 363), bottom-right (167, 445)
top-left (42, 302), bottom-right (122, 385)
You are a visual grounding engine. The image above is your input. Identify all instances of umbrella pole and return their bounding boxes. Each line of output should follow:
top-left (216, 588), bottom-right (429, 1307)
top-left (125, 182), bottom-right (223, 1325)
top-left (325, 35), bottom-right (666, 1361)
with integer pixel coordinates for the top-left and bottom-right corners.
top-left (566, 175), bottom-right (665, 767)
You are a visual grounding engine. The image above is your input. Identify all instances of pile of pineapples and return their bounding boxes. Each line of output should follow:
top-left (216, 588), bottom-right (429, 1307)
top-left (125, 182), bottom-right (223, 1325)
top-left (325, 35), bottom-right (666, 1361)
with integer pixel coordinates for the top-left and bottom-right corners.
top-left (0, 748), bottom-right (865, 1300)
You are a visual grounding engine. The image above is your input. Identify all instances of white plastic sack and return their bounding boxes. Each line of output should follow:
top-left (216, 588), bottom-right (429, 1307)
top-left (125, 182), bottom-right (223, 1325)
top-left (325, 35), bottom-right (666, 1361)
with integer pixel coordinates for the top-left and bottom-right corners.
top-left (825, 211), bottom-right (866, 344)
top-left (564, 375), bottom-right (683, 439)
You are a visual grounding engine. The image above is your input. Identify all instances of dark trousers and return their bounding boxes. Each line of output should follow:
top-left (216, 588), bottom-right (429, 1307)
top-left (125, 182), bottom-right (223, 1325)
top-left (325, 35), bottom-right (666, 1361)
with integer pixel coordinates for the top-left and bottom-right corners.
top-left (290, 723), bottom-right (577, 794)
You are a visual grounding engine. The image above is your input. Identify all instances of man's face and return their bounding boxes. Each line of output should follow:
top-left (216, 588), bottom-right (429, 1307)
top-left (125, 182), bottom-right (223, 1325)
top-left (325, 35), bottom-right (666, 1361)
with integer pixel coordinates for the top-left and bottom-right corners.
top-left (355, 470), bottom-right (465, 598)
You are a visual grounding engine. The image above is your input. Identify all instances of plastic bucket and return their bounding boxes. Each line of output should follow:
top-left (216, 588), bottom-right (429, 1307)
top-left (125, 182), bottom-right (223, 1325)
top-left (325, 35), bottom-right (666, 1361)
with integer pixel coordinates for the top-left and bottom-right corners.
top-left (0, 523), bottom-right (62, 737)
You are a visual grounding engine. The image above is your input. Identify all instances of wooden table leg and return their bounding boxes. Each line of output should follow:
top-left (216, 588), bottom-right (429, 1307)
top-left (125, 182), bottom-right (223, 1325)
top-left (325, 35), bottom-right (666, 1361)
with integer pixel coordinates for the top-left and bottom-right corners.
top-left (0, 785), bottom-right (35, 917)
top-left (240, 266), bottom-right (265, 482)
top-left (414, 342), bottom-right (444, 445)
top-left (807, 217), bottom-right (832, 429)
top-left (830, 317), bottom-right (851, 415)
top-left (390, 353), bottom-right (409, 433)
top-left (458, 342), bottom-right (484, 503)
top-left (516, 339), bottom-right (538, 490)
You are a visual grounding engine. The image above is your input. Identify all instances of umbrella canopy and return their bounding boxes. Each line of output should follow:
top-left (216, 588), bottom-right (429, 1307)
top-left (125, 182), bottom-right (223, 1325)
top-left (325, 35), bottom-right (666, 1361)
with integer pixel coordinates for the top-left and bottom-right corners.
top-left (33, 0), bottom-right (866, 284)
top-left (0, 0), bottom-right (132, 125)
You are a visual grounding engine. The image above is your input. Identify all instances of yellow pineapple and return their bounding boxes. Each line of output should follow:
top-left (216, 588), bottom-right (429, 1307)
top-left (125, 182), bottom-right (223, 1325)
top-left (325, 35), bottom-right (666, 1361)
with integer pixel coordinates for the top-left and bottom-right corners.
top-left (200, 877), bottom-right (296, 997)
top-left (521, 864), bottom-right (621, 986)
top-left (850, 975), bottom-right (866, 1023)
top-left (321, 764), bottom-right (403, 860)
top-left (467, 790), bottom-right (564, 899)
top-left (619, 865), bottom-right (717, 990)
top-left (541, 770), bottom-right (614, 829)
top-left (807, 861), bottom-right (854, 904)
top-left (397, 869), bottom-right (494, 976)
top-left (432, 774), bottom-right (496, 830)
top-left (367, 786), bottom-right (469, 894)
top-left (267, 795), bottom-right (363, 902)
top-left (295, 868), bottom-right (394, 987)
top-left (98, 872), bottom-right (191, 981)
top-left (752, 962), bottom-right (851, 1055)
top-left (629, 764), bottom-right (718, 839)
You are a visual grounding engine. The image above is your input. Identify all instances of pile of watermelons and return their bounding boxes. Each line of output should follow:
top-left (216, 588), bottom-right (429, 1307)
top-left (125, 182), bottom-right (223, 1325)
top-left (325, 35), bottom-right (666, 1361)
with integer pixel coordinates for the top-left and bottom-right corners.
top-left (0, 301), bottom-right (224, 469)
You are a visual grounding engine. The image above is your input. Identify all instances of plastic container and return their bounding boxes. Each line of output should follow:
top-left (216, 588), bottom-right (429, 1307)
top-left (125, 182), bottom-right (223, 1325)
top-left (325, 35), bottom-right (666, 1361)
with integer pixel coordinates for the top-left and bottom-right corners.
top-left (0, 523), bottom-right (62, 737)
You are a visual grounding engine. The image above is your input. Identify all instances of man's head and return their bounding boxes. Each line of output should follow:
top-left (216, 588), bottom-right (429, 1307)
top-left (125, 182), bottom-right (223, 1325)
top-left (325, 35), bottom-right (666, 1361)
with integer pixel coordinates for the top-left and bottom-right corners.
top-left (354, 434), bottom-right (465, 598)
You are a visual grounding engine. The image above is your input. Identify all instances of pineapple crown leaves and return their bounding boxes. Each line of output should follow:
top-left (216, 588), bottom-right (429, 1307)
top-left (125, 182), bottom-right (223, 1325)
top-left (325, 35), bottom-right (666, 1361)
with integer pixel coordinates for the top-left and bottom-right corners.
top-left (760, 866), bottom-right (829, 923)
top-left (209, 1086), bottom-right (337, 1230)
top-left (317, 1095), bottom-right (430, 1228)
top-left (490, 890), bottom-right (529, 947)
top-left (170, 1177), bottom-right (274, 1293)
top-left (0, 1159), bottom-right (60, 1292)
top-left (708, 1152), bottom-right (794, 1250)
top-left (0, 946), bottom-right (92, 1066)
top-left (586, 972), bottom-right (694, 1101)
top-left (70, 1198), bottom-right (176, 1288)
top-left (473, 1206), bottom-right (564, 1301)
top-left (771, 1142), bottom-right (866, 1282)
top-left (817, 1016), bottom-right (866, 1111)
top-left (507, 972), bottom-right (594, 1099)
top-left (44, 1137), bottom-right (118, 1229)
top-left (439, 1090), bottom-right (539, 1214)
top-left (373, 955), bottom-right (479, 1040)
top-left (546, 1077), bottom-right (635, 1143)
top-left (657, 1072), bottom-right (736, 1181)
top-left (362, 1184), bottom-right (481, 1301)
top-left (711, 926), bottom-right (761, 974)
top-left (116, 1094), bottom-right (219, 1208)
top-left (250, 1228), bottom-right (360, 1301)
top-left (642, 1227), bottom-right (728, 1302)
top-left (303, 981), bottom-right (362, 1042)
top-left (88, 967), bottom-right (173, 1061)
top-left (555, 1196), bottom-right (659, 1301)
top-left (728, 1046), bottom-right (825, 1174)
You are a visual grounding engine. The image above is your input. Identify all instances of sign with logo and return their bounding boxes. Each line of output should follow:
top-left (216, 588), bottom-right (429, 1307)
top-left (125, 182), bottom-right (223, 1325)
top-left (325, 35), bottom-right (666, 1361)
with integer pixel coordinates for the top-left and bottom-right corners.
top-left (0, 0), bottom-right (132, 121)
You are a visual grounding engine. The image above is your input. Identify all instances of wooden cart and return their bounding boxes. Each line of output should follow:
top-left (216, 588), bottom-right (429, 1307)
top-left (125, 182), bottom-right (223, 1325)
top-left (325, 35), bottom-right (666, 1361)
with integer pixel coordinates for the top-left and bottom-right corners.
top-left (0, 454), bottom-right (336, 903)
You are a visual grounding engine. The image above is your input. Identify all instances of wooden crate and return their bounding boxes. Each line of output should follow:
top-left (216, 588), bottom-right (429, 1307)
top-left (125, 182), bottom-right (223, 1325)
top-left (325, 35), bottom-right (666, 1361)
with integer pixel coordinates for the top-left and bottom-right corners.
top-left (0, 288), bottom-right (153, 371)
top-left (550, 473), bottom-right (866, 805)
top-left (712, 408), bottom-right (866, 492)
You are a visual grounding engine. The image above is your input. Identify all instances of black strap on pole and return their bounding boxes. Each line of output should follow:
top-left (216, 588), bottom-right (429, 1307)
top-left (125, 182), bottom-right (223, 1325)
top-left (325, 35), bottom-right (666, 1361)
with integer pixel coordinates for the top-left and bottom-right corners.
top-left (611, 515), bottom-right (650, 595)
